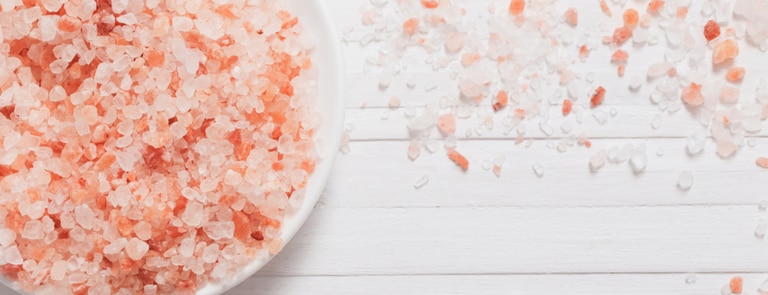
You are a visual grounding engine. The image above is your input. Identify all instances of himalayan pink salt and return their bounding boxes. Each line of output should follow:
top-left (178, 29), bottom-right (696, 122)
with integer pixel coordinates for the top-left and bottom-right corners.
top-left (726, 67), bottom-right (745, 82)
top-left (682, 83), bottom-right (705, 106)
top-left (757, 157), bottom-right (768, 168)
top-left (720, 85), bottom-right (741, 104)
top-left (509, 0), bottom-right (525, 16)
top-left (438, 114), bottom-right (457, 135)
top-left (563, 8), bottom-right (578, 26)
top-left (713, 39), bottom-right (739, 64)
top-left (125, 238), bottom-right (149, 261)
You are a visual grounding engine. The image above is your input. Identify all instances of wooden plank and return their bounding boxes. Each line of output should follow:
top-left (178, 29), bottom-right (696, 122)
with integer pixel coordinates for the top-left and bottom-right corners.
top-left (231, 273), bottom-right (768, 295)
top-left (255, 206), bottom-right (768, 276)
top-left (324, 139), bottom-right (768, 208)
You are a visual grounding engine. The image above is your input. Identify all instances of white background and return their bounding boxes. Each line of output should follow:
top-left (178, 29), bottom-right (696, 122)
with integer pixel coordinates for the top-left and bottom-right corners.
top-left (6, 0), bottom-right (768, 294)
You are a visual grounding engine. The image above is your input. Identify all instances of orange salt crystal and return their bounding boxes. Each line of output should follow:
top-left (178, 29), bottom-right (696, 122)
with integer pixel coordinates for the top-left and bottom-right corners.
top-left (647, 0), bottom-right (665, 13)
top-left (623, 8), bottom-right (639, 29)
top-left (676, 7), bottom-right (688, 19)
top-left (704, 20), bottom-right (721, 41)
top-left (461, 53), bottom-right (481, 66)
top-left (562, 99), bottom-right (573, 116)
top-left (640, 14), bottom-right (652, 28)
top-left (509, 0), bottom-right (525, 16)
top-left (493, 90), bottom-right (509, 112)
top-left (613, 27), bottom-right (632, 45)
top-left (611, 49), bottom-right (629, 63)
top-left (514, 108), bottom-right (526, 119)
top-left (681, 82), bottom-right (704, 106)
top-left (584, 140), bottom-right (593, 148)
top-left (564, 8), bottom-right (578, 26)
top-left (57, 15), bottom-right (82, 32)
top-left (599, 0), bottom-right (612, 16)
top-left (730, 276), bottom-right (743, 294)
top-left (713, 39), bottom-right (739, 64)
top-left (590, 86), bottom-right (606, 108)
top-left (757, 157), bottom-right (768, 169)
top-left (447, 149), bottom-right (469, 171)
top-left (403, 18), bottom-right (420, 35)
top-left (617, 64), bottom-right (625, 77)
top-left (438, 114), bottom-right (457, 135)
top-left (579, 45), bottom-right (590, 61)
top-left (726, 67), bottom-right (745, 82)
top-left (421, 0), bottom-right (439, 9)
top-left (146, 49), bottom-right (165, 67)
top-left (667, 67), bottom-right (677, 77)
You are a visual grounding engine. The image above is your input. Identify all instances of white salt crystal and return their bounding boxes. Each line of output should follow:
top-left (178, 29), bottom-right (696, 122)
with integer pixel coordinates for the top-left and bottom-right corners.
top-left (630, 150), bottom-right (647, 173)
top-left (629, 75), bottom-right (643, 90)
top-left (716, 141), bottom-right (738, 158)
top-left (203, 221), bottom-right (235, 241)
top-left (424, 80), bottom-right (437, 91)
top-left (593, 110), bottom-right (608, 125)
top-left (614, 144), bottom-right (634, 163)
top-left (181, 202), bottom-right (204, 227)
top-left (610, 108), bottom-right (618, 117)
top-left (532, 163), bottom-right (545, 177)
top-left (74, 204), bottom-right (95, 230)
top-left (686, 132), bottom-right (706, 155)
top-left (223, 170), bottom-right (243, 186)
top-left (22, 220), bottom-right (44, 240)
top-left (50, 260), bottom-right (67, 281)
top-left (133, 221), bottom-right (152, 241)
top-left (651, 114), bottom-right (661, 129)
top-left (756, 218), bottom-right (768, 239)
top-left (590, 149), bottom-right (608, 170)
top-left (685, 273), bottom-right (697, 284)
top-left (407, 140), bottom-right (421, 161)
top-left (647, 62), bottom-right (671, 78)
top-left (144, 285), bottom-right (158, 295)
top-left (378, 72), bottom-right (392, 89)
top-left (126, 238), bottom-right (149, 260)
top-left (677, 171), bottom-right (694, 190)
top-left (760, 200), bottom-right (768, 211)
top-left (657, 148), bottom-right (665, 157)
top-left (0, 229), bottom-right (16, 247)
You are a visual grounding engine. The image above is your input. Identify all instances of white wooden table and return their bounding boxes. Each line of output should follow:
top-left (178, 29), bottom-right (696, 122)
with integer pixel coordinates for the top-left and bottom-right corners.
top-left (5, 0), bottom-right (768, 294)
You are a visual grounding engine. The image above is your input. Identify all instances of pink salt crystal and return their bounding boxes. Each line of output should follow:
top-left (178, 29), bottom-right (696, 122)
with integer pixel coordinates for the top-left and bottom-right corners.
top-left (74, 204), bottom-right (95, 230)
top-left (181, 202), bottom-right (205, 227)
top-left (717, 141), bottom-right (738, 158)
top-left (713, 39), bottom-right (739, 64)
top-left (408, 140), bottom-right (421, 161)
top-left (21, 220), bottom-right (44, 240)
top-left (104, 238), bottom-right (127, 255)
top-left (4, 246), bottom-right (23, 265)
top-left (179, 237), bottom-right (195, 257)
top-left (438, 114), bottom-right (457, 135)
top-left (389, 96), bottom-right (401, 109)
top-left (681, 83), bottom-right (705, 106)
top-left (0, 229), bottom-right (16, 247)
top-left (50, 261), bottom-right (67, 281)
top-left (126, 238), bottom-right (150, 261)
top-left (563, 8), bottom-right (578, 27)
top-left (203, 221), bottom-right (235, 241)
top-left (202, 244), bottom-right (220, 264)
top-left (133, 221), bottom-right (152, 241)
top-left (719, 86), bottom-right (740, 104)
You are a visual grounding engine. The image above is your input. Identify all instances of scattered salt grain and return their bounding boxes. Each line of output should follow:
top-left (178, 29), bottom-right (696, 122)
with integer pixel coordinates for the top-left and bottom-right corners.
top-left (413, 175), bottom-right (430, 189)
top-left (126, 238), bottom-right (149, 261)
top-left (756, 218), bottom-right (768, 239)
top-left (590, 149), bottom-right (608, 170)
top-left (686, 273), bottom-right (698, 284)
top-left (532, 163), bottom-right (545, 177)
top-left (630, 149), bottom-right (647, 173)
top-left (677, 171), bottom-right (694, 190)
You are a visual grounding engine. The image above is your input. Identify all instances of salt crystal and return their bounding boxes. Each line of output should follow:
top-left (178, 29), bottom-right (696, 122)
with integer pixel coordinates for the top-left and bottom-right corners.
top-left (629, 75), bottom-right (643, 90)
top-left (630, 150), bottom-right (647, 173)
top-left (202, 244), bottom-right (220, 263)
top-left (677, 171), bottom-right (694, 190)
top-left (126, 238), bottom-right (149, 261)
top-left (590, 149), bottom-right (608, 170)
top-left (614, 144), bottom-right (634, 163)
top-left (0, 229), bottom-right (16, 247)
top-left (756, 218), bottom-right (768, 239)
top-left (133, 221), bottom-right (152, 241)
top-left (716, 141), bottom-right (738, 158)
top-left (685, 273), bottom-right (697, 284)
top-left (651, 114), bottom-right (661, 129)
top-left (181, 202), bottom-right (204, 226)
top-left (103, 238), bottom-right (127, 255)
top-left (759, 279), bottom-right (768, 295)
top-left (686, 132), bottom-right (706, 155)
top-left (74, 204), bottom-right (95, 230)
top-left (648, 63), bottom-right (671, 78)
top-left (4, 246), bottom-right (22, 265)
top-left (413, 175), bottom-right (429, 189)
top-left (424, 80), bottom-right (437, 91)
top-left (407, 140), bottom-right (421, 161)
top-left (610, 108), bottom-right (618, 117)
top-left (278, 135), bottom-right (296, 155)
top-left (179, 237), bottom-right (195, 257)
top-left (532, 163), bottom-right (545, 177)
top-left (203, 221), bottom-right (235, 241)
top-left (50, 260), bottom-right (67, 281)
top-left (22, 220), bottom-right (44, 240)
top-left (760, 200), bottom-right (768, 211)
top-left (657, 148), bottom-right (665, 157)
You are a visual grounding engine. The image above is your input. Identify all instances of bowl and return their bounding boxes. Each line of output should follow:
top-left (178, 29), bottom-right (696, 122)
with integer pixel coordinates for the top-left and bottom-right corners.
top-left (0, 0), bottom-right (345, 294)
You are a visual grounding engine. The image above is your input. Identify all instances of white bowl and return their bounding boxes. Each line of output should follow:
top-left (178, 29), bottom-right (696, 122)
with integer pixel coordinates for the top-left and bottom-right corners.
top-left (196, 0), bottom-right (345, 294)
top-left (0, 0), bottom-right (344, 294)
